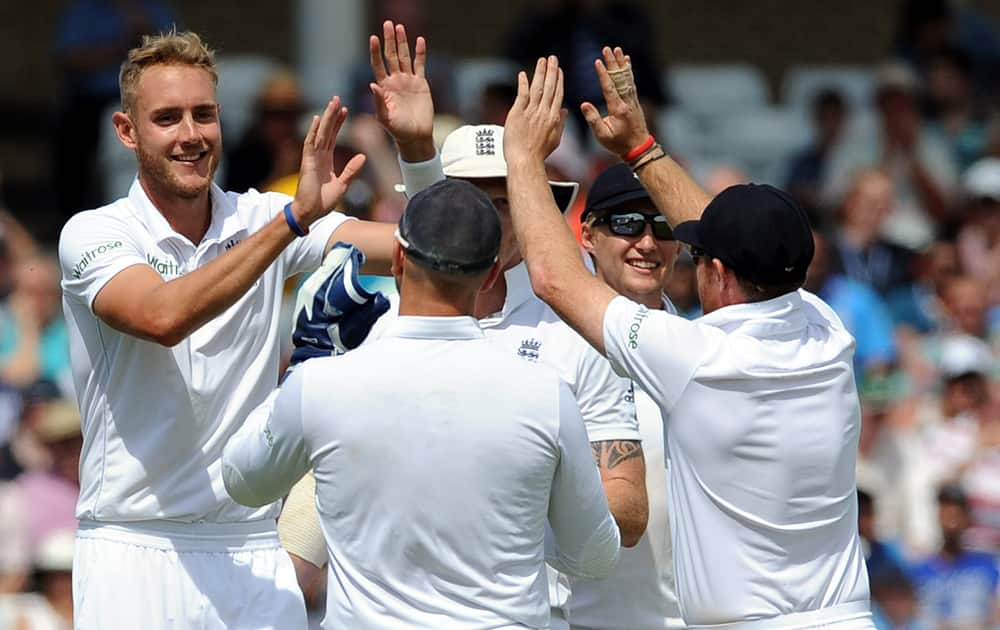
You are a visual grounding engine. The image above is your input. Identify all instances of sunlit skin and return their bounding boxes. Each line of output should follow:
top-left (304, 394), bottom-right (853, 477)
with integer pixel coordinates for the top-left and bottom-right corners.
top-left (112, 64), bottom-right (223, 240)
top-left (581, 200), bottom-right (680, 310)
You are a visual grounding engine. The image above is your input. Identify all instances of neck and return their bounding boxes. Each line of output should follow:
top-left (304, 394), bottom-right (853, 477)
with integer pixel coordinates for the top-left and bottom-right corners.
top-left (139, 176), bottom-right (212, 244)
top-left (474, 257), bottom-right (519, 319)
top-left (398, 272), bottom-right (478, 318)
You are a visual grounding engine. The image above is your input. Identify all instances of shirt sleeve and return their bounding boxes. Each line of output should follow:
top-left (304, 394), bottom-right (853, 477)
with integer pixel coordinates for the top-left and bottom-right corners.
top-left (573, 340), bottom-right (640, 443)
top-left (265, 192), bottom-right (357, 277)
top-left (547, 382), bottom-right (621, 579)
top-left (58, 211), bottom-right (150, 312)
top-left (222, 368), bottom-right (312, 508)
top-left (602, 295), bottom-right (713, 414)
top-left (398, 152), bottom-right (446, 197)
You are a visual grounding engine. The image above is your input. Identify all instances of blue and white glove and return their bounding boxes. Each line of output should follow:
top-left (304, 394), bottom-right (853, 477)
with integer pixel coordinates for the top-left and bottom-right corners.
top-left (289, 242), bottom-right (390, 367)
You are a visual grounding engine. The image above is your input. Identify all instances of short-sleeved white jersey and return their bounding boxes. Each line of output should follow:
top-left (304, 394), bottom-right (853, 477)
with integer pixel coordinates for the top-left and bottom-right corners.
top-left (569, 296), bottom-right (683, 630)
top-left (602, 290), bottom-right (871, 628)
top-left (222, 315), bottom-right (621, 629)
top-left (58, 180), bottom-right (350, 523)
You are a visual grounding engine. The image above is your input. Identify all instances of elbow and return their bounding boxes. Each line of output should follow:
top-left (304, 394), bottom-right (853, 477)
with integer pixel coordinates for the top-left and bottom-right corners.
top-left (525, 260), bottom-right (560, 305)
top-left (141, 309), bottom-right (189, 347)
top-left (619, 517), bottom-right (647, 548)
top-left (221, 458), bottom-right (271, 508)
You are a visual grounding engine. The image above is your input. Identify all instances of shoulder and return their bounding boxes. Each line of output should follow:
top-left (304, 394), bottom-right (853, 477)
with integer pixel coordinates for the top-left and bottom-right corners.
top-left (58, 201), bottom-right (141, 256)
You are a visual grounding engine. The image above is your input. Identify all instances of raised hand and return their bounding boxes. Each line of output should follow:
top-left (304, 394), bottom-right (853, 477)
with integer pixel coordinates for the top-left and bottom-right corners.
top-left (580, 46), bottom-right (651, 158)
top-left (293, 96), bottom-right (366, 227)
top-left (369, 20), bottom-right (435, 161)
top-left (503, 56), bottom-right (567, 166)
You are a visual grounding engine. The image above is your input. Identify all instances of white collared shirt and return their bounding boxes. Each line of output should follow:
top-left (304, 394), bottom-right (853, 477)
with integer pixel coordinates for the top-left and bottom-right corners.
top-left (58, 180), bottom-right (350, 523)
top-left (602, 290), bottom-right (871, 628)
top-left (569, 295), bottom-right (684, 630)
top-left (222, 315), bottom-right (621, 629)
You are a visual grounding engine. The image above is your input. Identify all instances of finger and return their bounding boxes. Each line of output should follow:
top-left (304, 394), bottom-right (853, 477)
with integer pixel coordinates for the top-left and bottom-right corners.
top-left (603, 46), bottom-right (619, 71)
top-left (595, 59), bottom-right (625, 110)
top-left (303, 114), bottom-right (320, 153)
top-left (315, 97), bottom-right (341, 150)
top-left (580, 102), bottom-right (603, 131)
top-left (551, 66), bottom-right (565, 118)
top-left (614, 46), bottom-right (627, 67)
top-left (369, 35), bottom-right (387, 83)
top-left (513, 70), bottom-right (530, 109)
top-left (395, 24), bottom-right (412, 74)
top-left (383, 20), bottom-right (400, 73)
top-left (529, 57), bottom-right (546, 105)
top-left (369, 83), bottom-right (390, 120)
top-left (414, 36), bottom-right (427, 77)
top-left (325, 107), bottom-right (349, 152)
top-left (542, 55), bottom-right (559, 110)
top-left (336, 153), bottom-right (368, 186)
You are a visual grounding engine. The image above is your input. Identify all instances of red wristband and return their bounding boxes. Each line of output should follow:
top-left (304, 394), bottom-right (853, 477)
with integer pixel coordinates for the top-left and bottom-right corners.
top-left (623, 135), bottom-right (655, 162)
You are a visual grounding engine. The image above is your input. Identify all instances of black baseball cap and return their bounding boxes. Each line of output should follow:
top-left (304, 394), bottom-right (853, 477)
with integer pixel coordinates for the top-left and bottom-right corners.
top-left (397, 179), bottom-right (501, 275)
top-left (582, 163), bottom-right (652, 220)
top-left (673, 183), bottom-right (814, 285)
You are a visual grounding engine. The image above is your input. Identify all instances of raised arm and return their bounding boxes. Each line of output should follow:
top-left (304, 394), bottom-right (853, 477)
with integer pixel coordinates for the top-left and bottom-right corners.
top-left (580, 47), bottom-right (711, 226)
top-left (503, 56), bottom-right (617, 354)
top-left (89, 99), bottom-right (366, 346)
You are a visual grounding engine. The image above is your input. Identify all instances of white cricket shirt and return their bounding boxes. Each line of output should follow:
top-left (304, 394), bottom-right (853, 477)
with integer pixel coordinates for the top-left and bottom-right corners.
top-left (569, 296), bottom-right (683, 630)
top-left (222, 315), bottom-right (621, 629)
top-left (602, 290), bottom-right (872, 628)
top-left (58, 180), bottom-right (350, 523)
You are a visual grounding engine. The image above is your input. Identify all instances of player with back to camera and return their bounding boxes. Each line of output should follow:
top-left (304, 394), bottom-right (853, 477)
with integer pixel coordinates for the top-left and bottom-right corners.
top-left (222, 178), bottom-right (622, 629)
top-left (502, 49), bottom-right (875, 629)
top-left (277, 23), bottom-right (647, 629)
top-left (57, 30), bottom-right (396, 629)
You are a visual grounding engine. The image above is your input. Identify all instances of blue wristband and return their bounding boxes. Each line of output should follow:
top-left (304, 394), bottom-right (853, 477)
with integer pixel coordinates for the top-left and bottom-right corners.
top-left (283, 202), bottom-right (309, 237)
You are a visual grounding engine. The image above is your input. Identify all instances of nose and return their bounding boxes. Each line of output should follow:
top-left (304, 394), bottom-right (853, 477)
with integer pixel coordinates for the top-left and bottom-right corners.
top-left (635, 225), bottom-right (657, 251)
top-left (178, 113), bottom-right (200, 144)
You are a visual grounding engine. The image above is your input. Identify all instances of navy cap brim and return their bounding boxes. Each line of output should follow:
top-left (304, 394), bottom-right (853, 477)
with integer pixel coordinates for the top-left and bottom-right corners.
top-left (671, 220), bottom-right (702, 247)
top-left (583, 188), bottom-right (653, 219)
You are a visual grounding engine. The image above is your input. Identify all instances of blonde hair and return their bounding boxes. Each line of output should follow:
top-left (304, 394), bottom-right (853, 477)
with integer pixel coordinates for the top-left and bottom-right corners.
top-left (119, 30), bottom-right (217, 114)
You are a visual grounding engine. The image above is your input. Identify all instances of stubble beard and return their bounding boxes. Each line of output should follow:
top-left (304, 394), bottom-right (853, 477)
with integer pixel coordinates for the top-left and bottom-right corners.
top-left (136, 143), bottom-right (219, 200)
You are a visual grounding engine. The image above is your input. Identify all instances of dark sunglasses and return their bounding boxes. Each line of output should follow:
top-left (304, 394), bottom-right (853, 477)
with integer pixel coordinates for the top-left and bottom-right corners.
top-left (592, 212), bottom-right (673, 240)
top-left (688, 246), bottom-right (707, 263)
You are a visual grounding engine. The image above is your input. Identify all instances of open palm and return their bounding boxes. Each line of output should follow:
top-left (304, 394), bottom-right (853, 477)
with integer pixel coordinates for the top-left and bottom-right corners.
top-left (369, 21), bottom-right (434, 146)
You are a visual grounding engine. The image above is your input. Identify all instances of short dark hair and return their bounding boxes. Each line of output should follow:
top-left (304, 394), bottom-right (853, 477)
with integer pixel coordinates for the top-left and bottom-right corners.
top-left (938, 483), bottom-right (970, 512)
top-left (734, 275), bottom-right (803, 303)
top-left (812, 88), bottom-right (846, 115)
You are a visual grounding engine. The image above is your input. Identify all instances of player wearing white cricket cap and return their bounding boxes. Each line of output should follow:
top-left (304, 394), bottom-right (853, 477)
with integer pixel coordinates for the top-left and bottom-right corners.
top-left (569, 164), bottom-right (684, 630)
top-left (223, 178), bottom-right (622, 629)
top-left (57, 31), bottom-right (395, 629)
top-left (277, 24), bottom-right (647, 627)
top-left (502, 51), bottom-right (874, 629)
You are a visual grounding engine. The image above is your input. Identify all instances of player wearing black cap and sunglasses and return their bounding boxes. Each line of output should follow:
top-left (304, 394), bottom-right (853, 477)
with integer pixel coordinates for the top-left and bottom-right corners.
top-left (503, 50), bottom-right (875, 630)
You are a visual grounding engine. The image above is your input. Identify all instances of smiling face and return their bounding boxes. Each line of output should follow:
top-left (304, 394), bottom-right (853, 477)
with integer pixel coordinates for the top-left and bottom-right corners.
top-left (582, 200), bottom-right (680, 308)
top-left (116, 64), bottom-right (222, 203)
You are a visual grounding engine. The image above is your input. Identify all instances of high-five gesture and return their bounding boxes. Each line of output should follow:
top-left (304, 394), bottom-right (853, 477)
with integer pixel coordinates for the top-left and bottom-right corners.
top-left (293, 96), bottom-right (367, 228)
top-left (580, 47), bottom-right (650, 158)
top-left (503, 56), bottom-right (567, 166)
top-left (369, 20), bottom-right (435, 162)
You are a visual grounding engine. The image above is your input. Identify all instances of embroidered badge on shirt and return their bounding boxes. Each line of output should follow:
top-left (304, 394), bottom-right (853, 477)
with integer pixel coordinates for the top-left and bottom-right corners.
top-left (517, 338), bottom-right (542, 362)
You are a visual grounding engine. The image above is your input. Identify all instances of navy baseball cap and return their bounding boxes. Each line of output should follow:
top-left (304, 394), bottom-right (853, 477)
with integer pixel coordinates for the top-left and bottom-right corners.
top-left (673, 183), bottom-right (814, 285)
top-left (582, 163), bottom-right (652, 220)
top-left (397, 179), bottom-right (501, 275)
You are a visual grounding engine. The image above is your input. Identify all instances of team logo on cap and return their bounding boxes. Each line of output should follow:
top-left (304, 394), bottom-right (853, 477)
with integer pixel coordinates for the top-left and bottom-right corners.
top-left (517, 338), bottom-right (542, 362)
top-left (475, 128), bottom-right (496, 156)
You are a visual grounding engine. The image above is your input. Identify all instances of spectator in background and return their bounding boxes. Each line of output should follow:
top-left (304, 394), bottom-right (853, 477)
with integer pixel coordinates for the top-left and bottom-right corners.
top-left (224, 68), bottom-right (305, 194)
top-left (52, 0), bottom-right (177, 217)
top-left (830, 169), bottom-right (916, 296)
top-left (911, 485), bottom-right (1000, 630)
top-left (785, 89), bottom-right (848, 212)
top-left (503, 0), bottom-right (667, 141)
top-left (955, 158), bottom-right (1000, 307)
top-left (870, 568), bottom-right (928, 630)
top-left (923, 47), bottom-right (987, 171)
top-left (822, 63), bottom-right (957, 250)
top-left (479, 81), bottom-right (517, 126)
top-left (0, 257), bottom-right (71, 395)
top-left (806, 229), bottom-right (898, 377)
top-left (858, 488), bottom-right (910, 584)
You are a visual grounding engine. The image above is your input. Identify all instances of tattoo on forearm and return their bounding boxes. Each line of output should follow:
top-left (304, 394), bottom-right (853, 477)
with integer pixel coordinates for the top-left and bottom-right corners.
top-left (591, 440), bottom-right (643, 469)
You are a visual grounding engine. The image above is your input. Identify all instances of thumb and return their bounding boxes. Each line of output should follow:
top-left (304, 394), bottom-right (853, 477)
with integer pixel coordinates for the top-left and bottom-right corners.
top-left (337, 153), bottom-right (368, 185)
top-left (580, 102), bottom-right (604, 135)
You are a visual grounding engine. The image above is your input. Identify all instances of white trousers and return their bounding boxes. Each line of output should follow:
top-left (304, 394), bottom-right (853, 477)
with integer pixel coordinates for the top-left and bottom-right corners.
top-left (73, 519), bottom-right (307, 630)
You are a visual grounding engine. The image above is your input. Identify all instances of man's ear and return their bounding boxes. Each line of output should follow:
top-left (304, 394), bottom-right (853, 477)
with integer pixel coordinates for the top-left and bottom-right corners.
top-left (580, 219), bottom-right (597, 254)
top-left (112, 111), bottom-right (138, 151)
top-left (479, 259), bottom-right (504, 293)
top-left (390, 240), bottom-right (406, 279)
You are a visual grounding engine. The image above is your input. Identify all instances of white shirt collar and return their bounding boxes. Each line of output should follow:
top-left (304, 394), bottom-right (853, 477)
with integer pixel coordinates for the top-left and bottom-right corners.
top-left (501, 262), bottom-right (535, 314)
top-left (697, 290), bottom-right (807, 338)
top-left (382, 315), bottom-right (484, 341)
top-left (127, 178), bottom-right (246, 248)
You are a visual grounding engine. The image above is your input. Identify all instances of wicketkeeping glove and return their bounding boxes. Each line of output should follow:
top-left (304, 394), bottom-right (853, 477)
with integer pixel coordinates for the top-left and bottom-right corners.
top-left (289, 242), bottom-right (390, 366)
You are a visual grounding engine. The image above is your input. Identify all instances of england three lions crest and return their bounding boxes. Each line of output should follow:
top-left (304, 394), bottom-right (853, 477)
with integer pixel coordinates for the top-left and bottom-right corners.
top-left (475, 128), bottom-right (496, 156)
top-left (517, 338), bottom-right (541, 362)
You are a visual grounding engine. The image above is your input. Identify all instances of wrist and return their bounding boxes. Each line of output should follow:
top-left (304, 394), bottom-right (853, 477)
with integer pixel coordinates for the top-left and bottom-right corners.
top-left (396, 137), bottom-right (436, 164)
top-left (284, 201), bottom-right (310, 237)
top-left (622, 134), bottom-right (655, 162)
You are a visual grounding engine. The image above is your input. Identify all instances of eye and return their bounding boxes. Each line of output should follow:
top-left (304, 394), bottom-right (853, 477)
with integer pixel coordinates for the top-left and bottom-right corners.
top-left (194, 108), bottom-right (218, 123)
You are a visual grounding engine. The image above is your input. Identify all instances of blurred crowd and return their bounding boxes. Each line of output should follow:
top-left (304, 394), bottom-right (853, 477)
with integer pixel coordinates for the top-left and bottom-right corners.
top-left (0, 0), bottom-right (999, 628)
